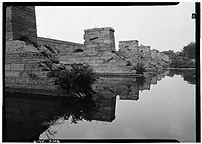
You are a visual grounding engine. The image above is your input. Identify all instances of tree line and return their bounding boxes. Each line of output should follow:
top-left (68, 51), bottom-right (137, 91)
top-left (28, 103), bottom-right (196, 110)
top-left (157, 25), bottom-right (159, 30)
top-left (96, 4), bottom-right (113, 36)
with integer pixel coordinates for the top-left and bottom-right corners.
top-left (162, 42), bottom-right (195, 68)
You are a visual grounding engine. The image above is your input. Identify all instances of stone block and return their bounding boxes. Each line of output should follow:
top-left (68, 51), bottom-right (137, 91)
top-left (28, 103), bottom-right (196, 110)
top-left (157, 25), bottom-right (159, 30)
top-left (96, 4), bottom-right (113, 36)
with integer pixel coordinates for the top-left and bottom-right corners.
top-left (95, 59), bottom-right (104, 64)
top-left (5, 71), bottom-right (20, 77)
top-left (87, 60), bottom-right (96, 65)
top-left (5, 64), bottom-right (11, 70)
top-left (15, 77), bottom-right (30, 84)
top-left (6, 32), bottom-right (14, 41)
top-left (6, 82), bottom-right (20, 88)
top-left (49, 85), bottom-right (56, 90)
top-left (42, 84), bottom-right (50, 90)
top-left (21, 58), bottom-right (39, 63)
top-left (5, 77), bottom-right (16, 83)
top-left (104, 39), bottom-right (111, 44)
top-left (6, 107), bottom-right (20, 115)
top-left (24, 63), bottom-right (41, 71)
top-left (5, 57), bottom-right (21, 63)
top-left (11, 115), bottom-right (26, 123)
top-left (85, 51), bottom-right (98, 56)
top-left (10, 64), bottom-right (24, 71)
top-left (108, 59), bottom-right (117, 63)
top-left (89, 56), bottom-right (100, 60)
top-left (99, 55), bottom-right (112, 60)
top-left (82, 57), bottom-right (90, 61)
top-left (18, 83), bottom-right (32, 89)
top-left (31, 84), bottom-right (43, 90)
top-left (33, 71), bottom-right (48, 78)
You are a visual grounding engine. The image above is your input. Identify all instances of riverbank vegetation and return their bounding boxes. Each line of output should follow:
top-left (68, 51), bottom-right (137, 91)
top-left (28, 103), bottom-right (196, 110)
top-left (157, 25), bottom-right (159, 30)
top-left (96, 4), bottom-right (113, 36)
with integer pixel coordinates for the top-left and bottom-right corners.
top-left (47, 63), bottom-right (97, 97)
top-left (162, 42), bottom-right (195, 68)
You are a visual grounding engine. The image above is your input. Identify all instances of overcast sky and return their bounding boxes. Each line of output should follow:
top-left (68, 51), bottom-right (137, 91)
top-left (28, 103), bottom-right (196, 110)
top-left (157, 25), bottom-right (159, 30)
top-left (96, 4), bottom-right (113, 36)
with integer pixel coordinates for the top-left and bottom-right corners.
top-left (35, 3), bottom-right (195, 52)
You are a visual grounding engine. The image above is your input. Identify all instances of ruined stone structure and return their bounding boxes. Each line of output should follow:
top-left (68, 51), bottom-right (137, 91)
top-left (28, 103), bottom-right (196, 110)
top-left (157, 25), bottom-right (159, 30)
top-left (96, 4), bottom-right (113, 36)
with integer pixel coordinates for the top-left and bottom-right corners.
top-left (117, 41), bottom-right (171, 70)
top-left (59, 27), bottom-right (134, 73)
top-left (6, 6), bottom-right (38, 46)
top-left (37, 37), bottom-right (84, 55)
top-left (5, 6), bottom-right (71, 96)
top-left (139, 44), bottom-right (151, 58)
top-left (119, 40), bottom-right (139, 53)
top-left (5, 40), bottom-right (72, 96)
top-left (5, 6), bottom-right (171, 94)
top-left (150, 49), bottom-right (159, 60)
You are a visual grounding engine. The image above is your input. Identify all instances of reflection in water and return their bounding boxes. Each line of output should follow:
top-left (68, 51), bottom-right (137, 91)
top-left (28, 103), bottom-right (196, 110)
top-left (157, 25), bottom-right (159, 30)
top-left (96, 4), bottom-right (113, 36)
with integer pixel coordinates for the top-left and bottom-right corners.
top-left (3, 69), bottom-right (195, 142)
top-left (168, 69), bottom-right (195, 85)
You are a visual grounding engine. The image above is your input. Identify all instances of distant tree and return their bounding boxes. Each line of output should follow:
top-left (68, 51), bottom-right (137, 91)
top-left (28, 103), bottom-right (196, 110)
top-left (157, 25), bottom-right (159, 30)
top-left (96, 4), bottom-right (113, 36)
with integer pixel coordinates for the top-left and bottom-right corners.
top-left (161, 50), bottom-right (174, 57)
top-left (182, 42), bottom-right (196, 59)
top-left (175, 51), bottom-right (185, 57)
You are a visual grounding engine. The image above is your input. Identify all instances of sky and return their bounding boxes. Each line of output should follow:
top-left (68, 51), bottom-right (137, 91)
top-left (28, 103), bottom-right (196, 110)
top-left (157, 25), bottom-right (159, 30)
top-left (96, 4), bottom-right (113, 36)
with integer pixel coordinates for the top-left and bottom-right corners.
top-left (35, 3), bottom-right (195, 52)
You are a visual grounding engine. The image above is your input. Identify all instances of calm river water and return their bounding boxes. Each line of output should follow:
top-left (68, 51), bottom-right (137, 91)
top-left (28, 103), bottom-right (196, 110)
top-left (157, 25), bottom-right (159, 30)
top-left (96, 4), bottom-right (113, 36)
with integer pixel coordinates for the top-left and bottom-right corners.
top-left (4, 69), bottom-right (196, 142)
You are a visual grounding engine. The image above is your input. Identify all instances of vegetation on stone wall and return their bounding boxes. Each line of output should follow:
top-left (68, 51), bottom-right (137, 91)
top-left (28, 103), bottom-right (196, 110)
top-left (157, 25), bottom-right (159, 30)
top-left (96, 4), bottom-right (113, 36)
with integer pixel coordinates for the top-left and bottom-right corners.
top-left (133, 62), bottom-right (146, 74)
top-left (47, 63), bottom-right (97, 98)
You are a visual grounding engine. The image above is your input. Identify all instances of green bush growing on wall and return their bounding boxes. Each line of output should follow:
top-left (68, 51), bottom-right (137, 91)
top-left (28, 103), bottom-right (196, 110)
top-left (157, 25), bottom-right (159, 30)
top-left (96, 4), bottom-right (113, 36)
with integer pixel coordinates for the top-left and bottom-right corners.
top-left (133, 62), bottom-right (146, 74)
top-left (47, 63), bottom-right (96, 97)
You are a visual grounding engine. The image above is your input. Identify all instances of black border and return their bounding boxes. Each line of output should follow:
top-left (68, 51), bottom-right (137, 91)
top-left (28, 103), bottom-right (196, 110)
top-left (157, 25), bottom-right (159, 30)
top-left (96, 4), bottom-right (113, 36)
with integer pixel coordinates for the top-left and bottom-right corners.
top-left (2, 2), bottom-right (200, 143)
top-left (195, 2), bottom-right (201, 143)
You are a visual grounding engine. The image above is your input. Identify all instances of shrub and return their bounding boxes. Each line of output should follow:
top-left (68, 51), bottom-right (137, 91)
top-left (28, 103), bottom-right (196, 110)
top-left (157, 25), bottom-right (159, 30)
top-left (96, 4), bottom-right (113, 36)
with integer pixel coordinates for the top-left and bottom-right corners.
top-left (133, 62), bottom-right (146, 74)
top-left (47, 63), bottom-right (96, 97)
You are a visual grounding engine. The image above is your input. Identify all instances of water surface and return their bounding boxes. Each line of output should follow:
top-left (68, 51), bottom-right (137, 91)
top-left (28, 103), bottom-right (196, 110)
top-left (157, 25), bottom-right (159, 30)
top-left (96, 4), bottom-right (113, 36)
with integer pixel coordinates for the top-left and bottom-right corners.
top-left (4, 70), bottom-right (196, 142)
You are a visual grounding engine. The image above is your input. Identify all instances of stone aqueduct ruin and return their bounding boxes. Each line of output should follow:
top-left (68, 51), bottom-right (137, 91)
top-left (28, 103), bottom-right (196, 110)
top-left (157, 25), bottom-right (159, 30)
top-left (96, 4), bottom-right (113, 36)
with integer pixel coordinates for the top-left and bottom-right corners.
top-left (5, 6), bottom-right (171, 96)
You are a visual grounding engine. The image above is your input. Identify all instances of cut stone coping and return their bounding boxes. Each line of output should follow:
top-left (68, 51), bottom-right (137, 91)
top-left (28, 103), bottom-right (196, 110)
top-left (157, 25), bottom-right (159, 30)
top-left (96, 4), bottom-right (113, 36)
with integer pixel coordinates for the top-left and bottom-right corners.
top-left (84, 27), bottom-right (115, 32)
top-left (119, 40), bottom-right (139, 43)
top-left (95, 73), bottom-right (143, 77)
top-left (38, 37), bottom-right (83, 46)
top-left (167, 68), bottom-right (196, 70)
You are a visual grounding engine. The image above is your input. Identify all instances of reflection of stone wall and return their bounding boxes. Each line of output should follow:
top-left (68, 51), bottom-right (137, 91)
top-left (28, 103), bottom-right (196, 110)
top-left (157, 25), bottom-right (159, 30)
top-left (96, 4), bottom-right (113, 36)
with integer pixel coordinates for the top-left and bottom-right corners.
top-left (4, 92), bottom-right (117, 141)
top-left (93, 96), bottom-right (116, 122)
top-left (5, 93), bottom-right (68, 141)
top-left (93, 77), bottom-right (140, 100)
top-left (139, 77), bottom-right (151, 91)
top-left (151, 75), bottom-right (157, 85)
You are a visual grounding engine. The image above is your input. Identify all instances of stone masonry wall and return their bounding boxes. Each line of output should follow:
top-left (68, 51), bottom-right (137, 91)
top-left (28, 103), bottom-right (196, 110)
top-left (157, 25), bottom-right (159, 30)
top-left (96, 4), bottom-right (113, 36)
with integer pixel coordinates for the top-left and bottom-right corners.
top-left (150, 49), bottom-right (159, 60)
top-left (118, 40), bottom-right (171, 70)
top-left (37, 37), bottom-right (84, 55)
top-left (118, 40), bottom-right (139, 55)
top-left (139, 44), bottom-right (151, 58)
top-left (60, 27), bottom-right (134, 74)
top-left (5, 40), bottom-right (72, 97)
top-left (6, 6), bottom-right (38, 46)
